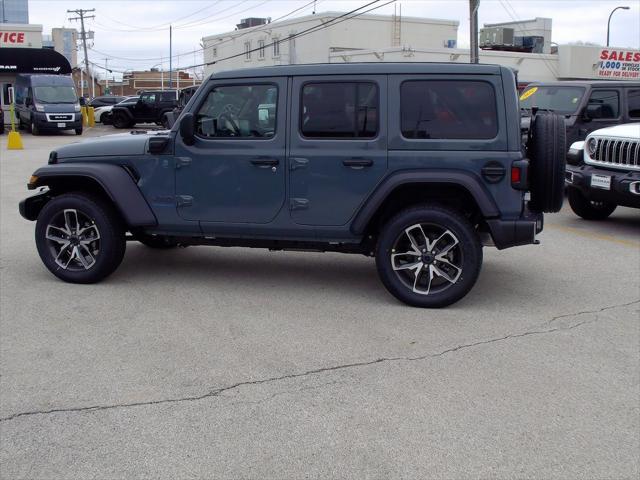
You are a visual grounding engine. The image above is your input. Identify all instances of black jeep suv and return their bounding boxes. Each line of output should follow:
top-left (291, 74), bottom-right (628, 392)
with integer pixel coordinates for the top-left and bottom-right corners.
top-left (111, 90), bottom-right (177, 129)
top-left (19, 63), bottom-right (565, 307)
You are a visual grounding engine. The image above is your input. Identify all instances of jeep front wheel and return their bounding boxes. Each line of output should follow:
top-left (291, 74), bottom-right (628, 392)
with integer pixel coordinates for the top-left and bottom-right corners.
top-left (376, 205), bottom-right (482, 308)
top-left (567, 189), bottom-right (617, 220)
top-left (112, 112), bottom-right (131, 129)
top-left (35, 193), bottom-right (126, 283)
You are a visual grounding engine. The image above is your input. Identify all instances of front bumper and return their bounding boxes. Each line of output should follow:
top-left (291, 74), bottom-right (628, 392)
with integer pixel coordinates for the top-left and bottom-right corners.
top-left (19, 188), bottom-right (50, 221)
top-left (566, 164), bottom-right (640, 208)
top-left (34, 112), bottom-right (82, 130)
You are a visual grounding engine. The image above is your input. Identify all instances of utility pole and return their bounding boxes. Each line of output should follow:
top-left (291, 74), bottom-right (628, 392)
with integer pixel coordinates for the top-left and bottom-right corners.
top-left (469, 0), bottom-right (480, 64)
top-left (103, 57), bottom-right (110, 94)
top-left (169, 25), bottom-right (173, 89)
top-left (68, 8), bottom-right (95, 96)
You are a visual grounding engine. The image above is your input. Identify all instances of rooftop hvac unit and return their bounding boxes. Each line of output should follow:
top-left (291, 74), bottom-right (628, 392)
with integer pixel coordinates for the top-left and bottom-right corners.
top-left (479, 27), bottom-right (515, 47)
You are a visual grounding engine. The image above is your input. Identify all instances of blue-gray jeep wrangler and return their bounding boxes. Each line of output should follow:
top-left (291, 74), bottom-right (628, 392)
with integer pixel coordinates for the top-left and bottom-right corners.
top-left (19, 63), bottom-right (565, 307)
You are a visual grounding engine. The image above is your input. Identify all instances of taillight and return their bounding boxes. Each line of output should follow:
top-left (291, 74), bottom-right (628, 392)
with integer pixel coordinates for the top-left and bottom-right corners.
top-left (511, 160), bottom-right (529, 190)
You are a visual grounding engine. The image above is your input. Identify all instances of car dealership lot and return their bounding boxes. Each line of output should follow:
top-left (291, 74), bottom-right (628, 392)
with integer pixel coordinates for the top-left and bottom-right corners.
top-left (1, 127), bottom-right (638, 479)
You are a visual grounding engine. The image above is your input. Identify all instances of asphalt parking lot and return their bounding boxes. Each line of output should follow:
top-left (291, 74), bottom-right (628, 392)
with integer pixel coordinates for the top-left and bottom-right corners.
top-left (1, 125), bottom-right (639, 479)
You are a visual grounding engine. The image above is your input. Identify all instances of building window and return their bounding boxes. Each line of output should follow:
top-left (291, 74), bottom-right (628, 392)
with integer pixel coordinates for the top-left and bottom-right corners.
top-left (244, 41), bottom-right (251, 60)
top-left (212, 47), bottom-right (217, 58)
top-left (258, 40), bottom-right (265, 60)
top-left (272, 37), bottom-right (280, 58)
top-left (195, 84), bottom-right (278, 139)
top-left (301, 82), bottom-right (379, 139)
top-left (400, 80), bottom-right (498, 140)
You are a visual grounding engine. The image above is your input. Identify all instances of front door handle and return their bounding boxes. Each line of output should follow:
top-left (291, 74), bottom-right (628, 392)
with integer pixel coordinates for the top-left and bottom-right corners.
top-left (251, 158), bottom-right (279, 167)
top-left (343, 158), bottom-right (373, 168)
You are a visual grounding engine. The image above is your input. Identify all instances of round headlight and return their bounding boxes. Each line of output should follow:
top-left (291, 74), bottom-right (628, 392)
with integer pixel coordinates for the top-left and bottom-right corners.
top-left (587, 137), bottom-right (598, 156)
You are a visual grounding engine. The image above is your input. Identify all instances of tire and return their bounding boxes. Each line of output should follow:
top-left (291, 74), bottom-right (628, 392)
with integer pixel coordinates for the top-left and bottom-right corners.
top-left (75, 128), bottom-right (83, 135)
top-left (35, 193), bottom-right (126, 284)
top-left (30, 118), bottom-right (39, 136)
top-left (375, 204), bottom-right (483, 308)
top-left (112, 111), bottom-right (131, 129)
top-left (136, 233), bottom-right (178, 249)
top-left (527, 113), bottom-right (566, 213)
top-left (567, 188), bottom-right (617, 220)
top-left (100, 113), bottom-right (110, 124)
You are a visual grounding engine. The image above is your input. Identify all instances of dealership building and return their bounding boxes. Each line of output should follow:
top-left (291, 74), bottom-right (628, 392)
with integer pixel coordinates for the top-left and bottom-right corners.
top-left (202, 12), bottom-right (639, 85)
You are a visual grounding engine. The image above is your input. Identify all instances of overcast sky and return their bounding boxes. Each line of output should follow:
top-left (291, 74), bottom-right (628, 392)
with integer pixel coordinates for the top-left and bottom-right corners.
top-left (28, 0), bottom-right (640, 78)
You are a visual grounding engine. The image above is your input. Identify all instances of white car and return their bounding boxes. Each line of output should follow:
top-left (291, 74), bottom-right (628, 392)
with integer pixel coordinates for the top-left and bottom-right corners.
top-left (566, 123), bottom-right (640, 219)
top-left (94, 96), bottom-right (139, 124)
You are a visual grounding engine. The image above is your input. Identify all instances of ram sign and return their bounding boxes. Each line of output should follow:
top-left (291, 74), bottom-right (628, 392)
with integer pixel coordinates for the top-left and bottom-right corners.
top-left (597, 48), bottom-right (640, 79)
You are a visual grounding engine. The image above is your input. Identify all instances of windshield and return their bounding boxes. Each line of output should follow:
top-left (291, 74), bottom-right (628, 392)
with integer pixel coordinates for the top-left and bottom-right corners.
top-left (519, 86), bottom-right (586, 114)
top-left (118, 96), bottom-right (138, 104)
top-left (34, 86), bottom-right (78, 104)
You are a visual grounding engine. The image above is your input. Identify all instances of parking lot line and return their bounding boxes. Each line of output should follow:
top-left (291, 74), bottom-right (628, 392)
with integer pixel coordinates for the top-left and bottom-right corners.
top-left (546, 223), bottom-right (640, 248)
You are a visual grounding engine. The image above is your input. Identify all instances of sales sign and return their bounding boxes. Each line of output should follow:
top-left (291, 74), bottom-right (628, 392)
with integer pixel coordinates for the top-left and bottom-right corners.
top-left (597, 49), bottom-right (640, 80)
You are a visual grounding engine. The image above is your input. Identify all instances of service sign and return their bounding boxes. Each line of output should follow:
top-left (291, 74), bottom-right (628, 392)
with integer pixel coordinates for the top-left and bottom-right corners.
top-left (597, 49), bottom-right (640, 79)
top-left (0, 31), bottom-right (25, 46)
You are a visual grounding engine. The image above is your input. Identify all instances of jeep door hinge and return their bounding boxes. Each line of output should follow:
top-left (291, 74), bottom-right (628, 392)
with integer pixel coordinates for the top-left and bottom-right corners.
top-left (175, 157), bottom-right (192, 169)
top-left (290, 198), bottom-right (309, 210)
top-left (176, 195), bottom-right (193, 207)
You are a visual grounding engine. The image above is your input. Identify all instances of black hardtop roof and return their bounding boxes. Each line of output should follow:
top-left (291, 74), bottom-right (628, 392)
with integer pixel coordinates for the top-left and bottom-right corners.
top-left (526, 80), bottom-right (640, 88)
top-left (209, 62), bottom-right (506, 80)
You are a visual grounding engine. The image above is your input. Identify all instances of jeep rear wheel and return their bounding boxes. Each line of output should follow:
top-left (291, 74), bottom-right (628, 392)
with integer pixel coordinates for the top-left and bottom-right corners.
top-left (567, 189), bottom-right (617, 220)
top-left (376, 205), bottom-right (482, 308)
top-left (527, 113), bottom-right (566, 213)
top-left (112, 111), bottom-right (131, 129)
top-left (35, 193), bottom-right (126, 283)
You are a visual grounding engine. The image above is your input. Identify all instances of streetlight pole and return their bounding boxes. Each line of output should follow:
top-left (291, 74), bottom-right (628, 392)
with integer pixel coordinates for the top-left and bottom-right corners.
top-left (469, 0), bottom-right (480, 64)
top-left (607, 6), bottom-right (630, 46)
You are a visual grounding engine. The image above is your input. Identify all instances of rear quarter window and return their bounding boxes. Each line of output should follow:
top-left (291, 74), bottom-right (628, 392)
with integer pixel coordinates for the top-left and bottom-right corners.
top-left (401, 80), bottom-right (498, 140)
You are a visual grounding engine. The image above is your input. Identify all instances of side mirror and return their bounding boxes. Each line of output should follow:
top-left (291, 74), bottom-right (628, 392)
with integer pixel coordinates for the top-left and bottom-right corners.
top-left (582, 105), bottom-right (600, 122)
top-left (25, 97), bottom-right (32, 106)
top-left (180, 112), bottom-right (196, 145)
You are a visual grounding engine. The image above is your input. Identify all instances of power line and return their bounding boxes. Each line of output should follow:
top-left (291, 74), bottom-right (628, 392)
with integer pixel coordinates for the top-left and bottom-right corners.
top-left (89, 0), bottom-right (323, 65)
top-left (182, 0), bottom-right (396, 71)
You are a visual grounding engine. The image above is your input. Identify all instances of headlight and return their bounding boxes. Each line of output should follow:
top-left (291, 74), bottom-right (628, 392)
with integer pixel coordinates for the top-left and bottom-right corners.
top-left (34, 103), bottom-right (45, 112)
top-left (587, 137), bottom-right (598, 157)
top-left (74, 104), bottom-right (81, 112)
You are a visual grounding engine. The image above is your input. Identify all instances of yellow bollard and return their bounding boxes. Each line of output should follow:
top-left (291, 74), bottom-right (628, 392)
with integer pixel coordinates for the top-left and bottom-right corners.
top-left (81, 106), bottom-right (88, 127)
top-left (87, 107), bottom-right (95, 127)
top-left (6, 102), bottom-right (23, 150)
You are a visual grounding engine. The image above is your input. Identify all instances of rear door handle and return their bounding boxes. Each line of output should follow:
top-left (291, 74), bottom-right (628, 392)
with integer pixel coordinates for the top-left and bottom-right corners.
top-left (251, 158), bottom-right (279, 167)
top-left (343, 158), bottom-right (373, 168)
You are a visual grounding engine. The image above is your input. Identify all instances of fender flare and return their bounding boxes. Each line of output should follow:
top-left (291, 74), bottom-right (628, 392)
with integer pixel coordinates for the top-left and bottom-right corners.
top-left (350, 169), bottom-right (501, 235)
top-left (27, 163), bottom-right (157, 227)
top-left (112, 107), bottom-right (133, 120)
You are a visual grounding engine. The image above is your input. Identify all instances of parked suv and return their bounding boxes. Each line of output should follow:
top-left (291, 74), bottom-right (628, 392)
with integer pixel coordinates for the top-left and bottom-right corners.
top-left (565, 123), bottom-right (640, 219)
top-left (19, 63), bottom-right (565, 307)
top-left (520, 81), bottom-right (640, 148)
top-left (111, 90), bottom-right (177, 128)
top-left (162, 85), bottom-right (198, 128)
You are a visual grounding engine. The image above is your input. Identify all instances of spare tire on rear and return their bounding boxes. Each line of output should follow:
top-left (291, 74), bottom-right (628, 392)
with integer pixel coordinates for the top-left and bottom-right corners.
top-left (527, 113), bottom-right (566, 213)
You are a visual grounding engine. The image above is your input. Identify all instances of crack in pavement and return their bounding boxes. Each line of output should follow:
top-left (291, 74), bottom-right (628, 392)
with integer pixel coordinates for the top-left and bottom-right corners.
top-left (1, 299), bottom-right (638, 424)
top-left (545, 299), bottom-right (640, 325)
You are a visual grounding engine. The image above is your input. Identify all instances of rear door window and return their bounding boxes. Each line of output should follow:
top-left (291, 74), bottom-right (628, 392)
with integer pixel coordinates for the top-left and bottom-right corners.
top-left (400, 81), bottom-right (498, 139)
top-left (300, 82), bottom-right (378, 138)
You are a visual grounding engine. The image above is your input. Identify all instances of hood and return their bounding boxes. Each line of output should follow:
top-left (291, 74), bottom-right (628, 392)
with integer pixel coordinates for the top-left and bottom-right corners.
top-left (55, 130), bottom-right (170, 160)
top-left (588, 123), bottom-right (640, 140)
